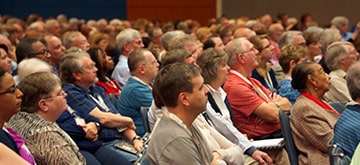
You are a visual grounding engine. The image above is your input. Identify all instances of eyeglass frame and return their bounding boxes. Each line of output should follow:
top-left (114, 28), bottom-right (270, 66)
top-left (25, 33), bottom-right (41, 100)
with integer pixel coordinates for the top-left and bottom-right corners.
top-left (27, 49), bottom-right (50, 56)
top-left (0, 85), bottom-right (17, 95)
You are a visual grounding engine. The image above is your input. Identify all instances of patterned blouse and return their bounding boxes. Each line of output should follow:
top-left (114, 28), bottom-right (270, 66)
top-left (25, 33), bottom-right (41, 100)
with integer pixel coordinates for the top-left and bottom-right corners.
top-left (8, 112), bottom-right (85, 165)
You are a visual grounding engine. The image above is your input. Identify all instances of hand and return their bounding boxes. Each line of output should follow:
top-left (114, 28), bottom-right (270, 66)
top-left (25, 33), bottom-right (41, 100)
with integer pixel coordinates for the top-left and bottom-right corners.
top-left (81, 122), bottom-right (99, 142)
top-left (133, 139), bottom-right (144, 152)
top-left (121, 116), bottom-right (136, 130)
top-left (252, 150), bottom-right (273, 165)
top-left (211, 151), bottom-right (225, 165)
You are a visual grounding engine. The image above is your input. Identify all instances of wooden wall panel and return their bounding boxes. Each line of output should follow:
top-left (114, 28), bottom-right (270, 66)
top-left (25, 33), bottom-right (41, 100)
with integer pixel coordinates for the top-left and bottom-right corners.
top-left (128, 0), bottom-right (216, 26)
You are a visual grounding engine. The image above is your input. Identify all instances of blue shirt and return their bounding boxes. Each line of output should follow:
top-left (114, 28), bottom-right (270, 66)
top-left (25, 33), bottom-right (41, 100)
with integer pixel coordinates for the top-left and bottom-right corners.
top-left (334, 104), bottom-right (360, 157)
top-left (58, 83), bottom-right (124, 150)
top-left (278, 79), bottom-right (300, 105)
top-left (117, 77), bottom-right (153, 136)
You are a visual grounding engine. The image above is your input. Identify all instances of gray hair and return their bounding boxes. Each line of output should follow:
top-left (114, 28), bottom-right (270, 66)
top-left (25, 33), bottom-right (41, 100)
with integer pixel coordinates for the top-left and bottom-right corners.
top-left (115, 28), bottom-right (141, 53)
top-left (319, 28), bottom-right (341, 54)
top-left (278, 30), bottom-right (303, 48)
top-left (304, 26), bottom-right (324, 35)
top-left (59, 51), bottom-right (89, 83)
top-left (62, 31), bottom-right (82, 49)
top-left (160, 30), bottom-right (185, 51)
top-left (168, 34), bottom-right (196, 51)
top-left (17, 58), bottom-right (51, 82)
top-left (346, 61), bottom-right (360, 100)
top-left (331, 16), bottom-right (349, 27)
top-left (224, 37), bottom-right (247, 67)
top-left (325, 41), bottom-right (353, 71)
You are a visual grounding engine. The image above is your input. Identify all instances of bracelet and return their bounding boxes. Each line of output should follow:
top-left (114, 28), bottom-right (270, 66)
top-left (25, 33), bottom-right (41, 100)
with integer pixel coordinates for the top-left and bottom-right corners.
top-left (132, 135), bottom-right (141, 142)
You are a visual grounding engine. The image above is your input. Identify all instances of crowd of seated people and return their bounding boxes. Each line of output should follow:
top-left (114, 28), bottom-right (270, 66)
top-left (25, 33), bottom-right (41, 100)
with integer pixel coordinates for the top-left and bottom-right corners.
top-left (1, 12), bottom-right (360, 164)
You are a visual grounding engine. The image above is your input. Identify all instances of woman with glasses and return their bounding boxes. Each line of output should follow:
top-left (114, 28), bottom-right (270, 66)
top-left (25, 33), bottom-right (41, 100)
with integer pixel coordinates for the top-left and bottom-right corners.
top-left (249, 35), bottom-right (278, 92)
top-left (8, 72), bottom-right (86, 164)
top-left (0, 68), bottom-right (36, 165)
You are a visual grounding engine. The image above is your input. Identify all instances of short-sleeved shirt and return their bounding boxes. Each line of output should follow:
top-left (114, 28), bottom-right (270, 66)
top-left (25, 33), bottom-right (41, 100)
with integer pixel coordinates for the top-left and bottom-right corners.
top-left (63, 83), bottom-right (124, 142)
top-left (223, 71), bottom-right (281, 139)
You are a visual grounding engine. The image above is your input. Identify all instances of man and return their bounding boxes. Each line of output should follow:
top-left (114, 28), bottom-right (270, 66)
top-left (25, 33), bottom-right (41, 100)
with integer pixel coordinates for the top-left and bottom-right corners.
top-left (58, 52), bottom-right (143, 165)
top-left (267, 23), bottom-right (284, 65)
top-left (62, 31), bottom-right (90, 51)
top-left (43, 34), bottom-right (66, 75)
top-left (148, 63), bottom-right (219, 164)
top-left (45, 19), bottom-right (62, 37)
top-left (203, 34), bottom-right (225, 51)
top-left (223, 38), bottom-right (291, 140)
top-left (324, 41), bottom-right (359, 104)
top-left (111, 28), bottom-right (144, 87)
top-left (16, 37), bottom-right (51, 64)
top-left (333, 61), bottom-right (360, 157)
top-left (319, 28), bottom-right (342, 73)
top-left (233, 27), bottom-right (256, 39)
top-left (117, 48), bottom-right (159, 136)
top-left (168, 34), bottom-right (201, 64)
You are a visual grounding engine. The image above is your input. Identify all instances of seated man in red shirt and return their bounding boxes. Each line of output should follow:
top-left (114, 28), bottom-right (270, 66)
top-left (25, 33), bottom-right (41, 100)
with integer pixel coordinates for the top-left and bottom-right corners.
top-left (223, 37), bottom-right (291, 140)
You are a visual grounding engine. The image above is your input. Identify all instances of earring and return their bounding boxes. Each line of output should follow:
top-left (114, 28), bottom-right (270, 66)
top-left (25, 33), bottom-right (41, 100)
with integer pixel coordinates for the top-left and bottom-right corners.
top-left (315, 87), bottom-right (318, 91)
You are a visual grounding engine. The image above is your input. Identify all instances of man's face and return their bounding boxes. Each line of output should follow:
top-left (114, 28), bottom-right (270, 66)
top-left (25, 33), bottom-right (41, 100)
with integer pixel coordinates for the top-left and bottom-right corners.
top-left (186, 75), bottom-right (209, 113)
top-left (212, 37), bottom-right (225, 51)
top-left (73, 34), bottom-right (90, 51)
top-left (292, 34), bottom-right (306, 47)
top-left (31, 41), bottom-right (51, 63)
top-left (143, 51), bottom-right (159, 81)
top-left (78, 56), bottom-right (98, 86)
top-left (126, 37), bottom-right (144, 54)
top-left (46, 36), bottom-right (65, 65)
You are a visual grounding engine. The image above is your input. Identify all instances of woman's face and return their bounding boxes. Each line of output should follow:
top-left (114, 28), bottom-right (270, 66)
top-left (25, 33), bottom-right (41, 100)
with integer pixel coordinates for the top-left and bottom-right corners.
top-left (0, 73), bottom-right (23, 122)
top-left (307, 40), bottom-right (322, 57)
top-left (309, 64), bottom-right (331, 93)
top-left (96, 39), bottom-right (109, 51)
top-left (259, 38), bottom-right (274, 61)
top-left (97, 49), bottom-right (114, 72)
top-left (217, 61), bottom-right (230, 84)
top-left (0, 48), bottom-right (12, 73)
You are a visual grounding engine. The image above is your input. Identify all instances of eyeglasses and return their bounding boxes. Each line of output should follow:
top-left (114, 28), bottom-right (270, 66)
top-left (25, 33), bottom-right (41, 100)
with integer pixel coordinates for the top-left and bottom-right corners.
top-left (43, 89), bottom-right (66, 99)
top-left (262, 44), bottom-right (271, 50)
top-left (0, 86), bottom-right (17, 95)
top-left (28, 49), bottom-right (50, 56)
top-left (241, 47), bottom-right (258, 55)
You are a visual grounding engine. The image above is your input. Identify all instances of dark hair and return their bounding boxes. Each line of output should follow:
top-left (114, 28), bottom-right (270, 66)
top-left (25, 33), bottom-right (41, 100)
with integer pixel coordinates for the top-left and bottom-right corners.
top-left (153, 63), bottom-right (201, 107)
top-left (0, 44), bottom-right (8, 53)
top-left (304, 32), bottom-right (320, 46)
top-left (0, 68), bottom-right (7, 88)
top-left (203, 38), bottom-right (215, 50)
top-left (87, 47), bottom-right (107, 82)
top-left (291, 62), bottom-right (316, 92)
top-left (16, 38), bottom-right (40, 63)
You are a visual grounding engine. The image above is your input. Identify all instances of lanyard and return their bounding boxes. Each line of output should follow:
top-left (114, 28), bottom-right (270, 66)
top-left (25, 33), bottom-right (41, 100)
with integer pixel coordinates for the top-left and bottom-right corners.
top-left (89, 94), bottom-right (111, 112)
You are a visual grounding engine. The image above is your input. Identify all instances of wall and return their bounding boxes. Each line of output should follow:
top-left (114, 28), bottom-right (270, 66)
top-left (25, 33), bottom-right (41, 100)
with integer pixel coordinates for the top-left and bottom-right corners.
top-left (222, 0), bottom-right (360, 27)
top-left (127, 0), bottom-right (216, 26)
top-left (0, 0), bottom-right (126, 21)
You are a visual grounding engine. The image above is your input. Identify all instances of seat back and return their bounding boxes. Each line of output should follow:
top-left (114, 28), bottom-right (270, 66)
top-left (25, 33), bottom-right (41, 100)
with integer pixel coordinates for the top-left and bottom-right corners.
top-left (140, 106), bottom-right (151, 133)
top-left (329, 102), bottom-right (345, 114)
top-left (279, 110), bottom-right (299, 165)
top-left (328, 140), bottom-right (351, 165)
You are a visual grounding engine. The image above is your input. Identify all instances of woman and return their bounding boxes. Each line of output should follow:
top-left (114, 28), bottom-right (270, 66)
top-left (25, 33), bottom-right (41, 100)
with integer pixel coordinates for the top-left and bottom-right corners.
top-left (0, 44), bottom-right (12, 73)
top-left (249, 35), bottom-right (278, 92)
top-left (8, 72), bottom-right (86, 165)
top-left (290, 62), bottom-right (339, 165)
top-left (0, 69), bottom-right (36, 165)
top-left (304, 31), bottom-right (322, 62)
top-left (87, 47), bottom-right (121, 98)
top-left (277, 44), bottom-right (308, 104)
top-left (88, 32), bottom-right (109, 52)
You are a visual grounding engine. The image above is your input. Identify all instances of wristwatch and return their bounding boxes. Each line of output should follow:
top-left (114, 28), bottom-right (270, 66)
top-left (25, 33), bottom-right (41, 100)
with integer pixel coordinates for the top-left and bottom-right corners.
top-left (132, 135), bottom-right (141, 142)
top-left (94, 122), bottom-right (101, 131)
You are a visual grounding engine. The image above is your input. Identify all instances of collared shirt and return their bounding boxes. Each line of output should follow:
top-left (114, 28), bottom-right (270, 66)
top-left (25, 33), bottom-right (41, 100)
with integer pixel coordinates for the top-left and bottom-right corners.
top-left (111, 55), bottom-right (131, 88)
top-left (206, 84), bottom-right (231, 123)
top-left (63, 83), bottom-right (124, 142)
top-left (324, 69), bottom-right (352, 104)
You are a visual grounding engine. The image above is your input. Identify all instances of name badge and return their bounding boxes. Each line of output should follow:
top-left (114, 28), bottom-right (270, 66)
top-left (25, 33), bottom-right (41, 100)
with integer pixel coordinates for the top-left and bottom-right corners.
top-left (75, 117), bottom-right (86, 126)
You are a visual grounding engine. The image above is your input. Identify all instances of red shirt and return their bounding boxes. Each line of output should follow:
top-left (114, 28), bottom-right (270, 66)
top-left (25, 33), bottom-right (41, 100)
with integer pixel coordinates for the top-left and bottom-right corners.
top-left (223, 71), bottom-right (281, 138)
top-left (96, 79), bottom-right (121, 99)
